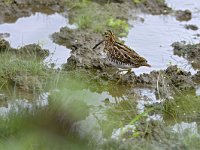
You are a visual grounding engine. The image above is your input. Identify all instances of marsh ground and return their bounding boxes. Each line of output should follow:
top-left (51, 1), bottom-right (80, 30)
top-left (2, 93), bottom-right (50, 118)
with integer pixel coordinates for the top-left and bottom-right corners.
top-left (0, 0), bottom-right (200, 149)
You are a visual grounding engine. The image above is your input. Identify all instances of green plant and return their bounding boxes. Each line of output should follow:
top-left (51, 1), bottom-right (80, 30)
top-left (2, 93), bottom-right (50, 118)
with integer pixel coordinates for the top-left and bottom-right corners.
top-left (77, 15), bottom-right (92, 29)
top-left (133, 0), bottom-right (147, 4)
top-left (163, 90), bottom-right (200, 121)
top-left (4, 0), bottom-right (14, 5)
top-left (107, 18), bottom-right (129, 36)
top-left (0, 51), bottom-right (49, 92)
top-left (67, 1), bottom-right (130, 35)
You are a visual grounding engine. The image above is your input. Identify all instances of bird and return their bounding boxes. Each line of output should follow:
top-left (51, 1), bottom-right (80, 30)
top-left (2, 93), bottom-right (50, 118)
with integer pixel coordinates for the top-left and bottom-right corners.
top-left (93, 30), bottom-right (151, 71)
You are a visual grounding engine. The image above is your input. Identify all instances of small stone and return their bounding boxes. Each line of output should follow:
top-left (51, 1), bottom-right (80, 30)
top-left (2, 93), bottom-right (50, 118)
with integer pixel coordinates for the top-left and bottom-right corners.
top-left (175, 9), bottom-right (192, 21)
top-left (184, 24), bottom-right (198, 30)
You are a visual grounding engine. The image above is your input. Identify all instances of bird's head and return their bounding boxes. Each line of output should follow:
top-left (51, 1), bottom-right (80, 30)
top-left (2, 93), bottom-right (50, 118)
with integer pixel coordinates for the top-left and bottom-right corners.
top-left (92, 30), bottom-right (116, 50)
top-left (141, 59), bottom-right (151, 67)
top-left (104, 30), bottom-right (116, 45)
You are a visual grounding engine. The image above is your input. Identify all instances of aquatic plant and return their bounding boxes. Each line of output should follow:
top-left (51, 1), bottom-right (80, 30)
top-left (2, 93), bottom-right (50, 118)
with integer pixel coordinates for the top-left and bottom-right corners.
top-left (163, 90), bottom-right (200, 121)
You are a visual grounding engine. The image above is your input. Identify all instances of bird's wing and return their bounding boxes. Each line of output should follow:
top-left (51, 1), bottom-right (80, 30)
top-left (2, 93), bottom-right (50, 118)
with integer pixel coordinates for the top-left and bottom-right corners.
top-left (115, 42), bottom-right (140, 56)
top-left (114, 42), bottom-right (146, 62)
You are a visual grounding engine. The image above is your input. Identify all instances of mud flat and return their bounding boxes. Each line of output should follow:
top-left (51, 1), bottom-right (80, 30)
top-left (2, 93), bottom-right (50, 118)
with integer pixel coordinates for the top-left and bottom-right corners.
top-left (0, 0), bottom-right (200, 149)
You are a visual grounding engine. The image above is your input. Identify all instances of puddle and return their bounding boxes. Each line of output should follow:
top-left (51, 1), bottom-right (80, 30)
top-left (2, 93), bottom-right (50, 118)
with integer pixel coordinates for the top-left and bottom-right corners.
top-left (134, 88), bottom-right (162, 113)
top-left (172, 122), bottom-right (199, 136)
top-left (0, 92), bottom-right (49, 116)
top-left (196, 86), bottom-right (200, 96)
top-left (166, 0), bottom-right (200, 11)
top-left (65, 89), bottom-right (116, 106)
top-left (125, 0), bottom-right (200, 75)
top-left (0, 12), bottom-right (75, 67)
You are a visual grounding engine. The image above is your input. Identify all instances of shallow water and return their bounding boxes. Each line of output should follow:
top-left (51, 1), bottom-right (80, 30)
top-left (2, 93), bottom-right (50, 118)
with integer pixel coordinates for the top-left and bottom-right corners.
top-left (166, 0), bottom-right (200, 11)
top-left (0, 13), bottom-right (75, 67)
top-left (125, 0), bottom-right (200, 75)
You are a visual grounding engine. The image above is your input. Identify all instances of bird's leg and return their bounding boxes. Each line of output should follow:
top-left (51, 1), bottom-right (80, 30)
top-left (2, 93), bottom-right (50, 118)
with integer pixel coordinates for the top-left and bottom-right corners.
top-left (115, 68), bottom-right (132, 84)
top-left (115, 70), bottom-right (124, 85)
top-left (116, 68), bottom-right (132, 74)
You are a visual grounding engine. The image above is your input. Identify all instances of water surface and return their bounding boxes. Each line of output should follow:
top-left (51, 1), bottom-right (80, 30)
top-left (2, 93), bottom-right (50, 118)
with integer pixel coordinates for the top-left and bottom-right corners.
top-left (125, 0), bottom-right (200, 75)
top-left (0, 13), bottom-right (74, 67)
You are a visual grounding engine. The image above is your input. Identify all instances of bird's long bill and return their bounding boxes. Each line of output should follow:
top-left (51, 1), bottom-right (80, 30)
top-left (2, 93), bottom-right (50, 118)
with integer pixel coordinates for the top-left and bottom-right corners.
top-left (145, 63), bottom-right (151, 67)
top-left (92, 40), bottom-right (104, 49)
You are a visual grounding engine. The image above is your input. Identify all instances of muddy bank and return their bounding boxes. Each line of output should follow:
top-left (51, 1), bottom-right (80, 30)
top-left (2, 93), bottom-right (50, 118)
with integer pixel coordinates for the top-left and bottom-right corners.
top-left (132, 0), bottom-right (171, 15)
top-left (0, 38), bottom-right (49, 58)
top-left (137, 65), bottom-right (196, 99)
top-left (0, 0), bottom-right (66, 23)
top-left (0, 38), bottom-right (49, 92)
top-left (0, 0), bottom-right (171, 25)
top-left (172, 41), bottom-right (200, 70)
top-left (52, 27), bottom-right (116, 71)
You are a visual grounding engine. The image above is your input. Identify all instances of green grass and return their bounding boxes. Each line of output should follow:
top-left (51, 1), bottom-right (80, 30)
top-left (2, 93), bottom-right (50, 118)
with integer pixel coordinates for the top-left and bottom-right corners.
top-left (0, 106), bottom-right (91, 150)
top-left (0, 72), bottom-right (92, 150)
top-left (163, 90), bottom-right (200, 123)
top-left (133, 0), bottom-right (164, 4)
top-left (0, 52), bottom-right (49, 91)
top-left (66, 0), bottom-right (130, 36)
top-left (4, 0), bottom-right (14, 5)
top-left (133, 0), bottom-right (147, 4)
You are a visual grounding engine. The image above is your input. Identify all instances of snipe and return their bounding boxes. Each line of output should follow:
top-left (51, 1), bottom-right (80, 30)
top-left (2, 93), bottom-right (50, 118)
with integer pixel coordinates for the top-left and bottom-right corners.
top-left (93, 30), bottom-right (151, 70)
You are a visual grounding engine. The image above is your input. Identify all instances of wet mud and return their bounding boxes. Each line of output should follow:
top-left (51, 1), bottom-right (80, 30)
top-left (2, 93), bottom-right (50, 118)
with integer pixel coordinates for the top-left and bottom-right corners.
top-left (175, 9), bottom-right (192, 21)
top-left (52, 27), bottom-right (116, 71)
top-left (132, 0), bottom-right (171, 15)
top-left (172, 41), bottom-right (200, 70)
top-left (0, 38), bottom-right (49, 58)
top-left (184, 24), bottom-right (198, 31)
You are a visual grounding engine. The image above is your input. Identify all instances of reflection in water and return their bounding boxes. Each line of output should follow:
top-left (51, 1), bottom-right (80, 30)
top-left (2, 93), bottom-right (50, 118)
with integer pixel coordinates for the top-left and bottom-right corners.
top-left (0, 13), bottom-right (75, 67)
top-left (172, 122), bottom-right (199, 136)
top-left (134, 88), bottom-right (162, 113)
top-left (125, 1), bottom-right (200, 75)
top-left (196, 87), bottom-right (200, 96)
top-left (0, 92), bottom-right (49, 116)
top-left (111, 125), bottom-right (136, 140)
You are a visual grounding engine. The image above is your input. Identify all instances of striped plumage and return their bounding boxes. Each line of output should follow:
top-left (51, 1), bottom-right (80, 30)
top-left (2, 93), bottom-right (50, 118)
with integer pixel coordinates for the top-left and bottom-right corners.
top-left (93, 30), bottom-right (151, 69)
